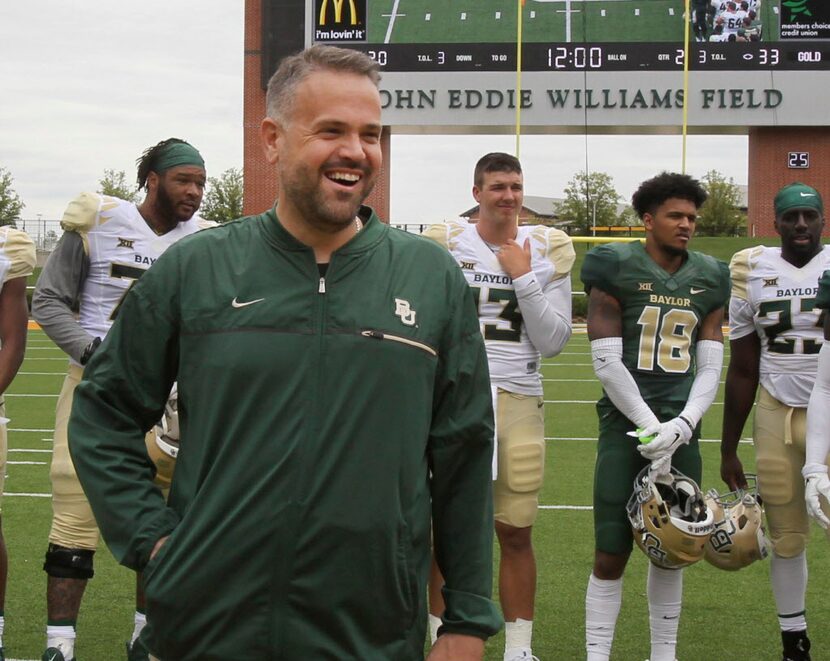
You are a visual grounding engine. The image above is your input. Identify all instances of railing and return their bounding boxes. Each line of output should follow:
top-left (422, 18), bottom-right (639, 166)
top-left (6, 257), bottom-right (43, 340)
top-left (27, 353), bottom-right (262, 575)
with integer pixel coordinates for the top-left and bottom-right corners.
top-left (15, 219), bottom-right (63, 252)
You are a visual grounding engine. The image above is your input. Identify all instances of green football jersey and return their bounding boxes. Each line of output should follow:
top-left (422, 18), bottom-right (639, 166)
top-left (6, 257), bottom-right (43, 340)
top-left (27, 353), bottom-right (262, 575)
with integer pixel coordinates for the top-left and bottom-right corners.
top-left (581, 240), bottom-right (730, 404)
top-left (817, 269), bottom-right (830, 310)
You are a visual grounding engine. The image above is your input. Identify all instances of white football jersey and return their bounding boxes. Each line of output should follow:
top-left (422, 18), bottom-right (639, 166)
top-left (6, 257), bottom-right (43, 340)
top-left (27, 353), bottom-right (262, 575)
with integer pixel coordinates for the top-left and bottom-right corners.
top-left (0, 226), bottom-right (36, 291)
top-left (730, 245), bottom-right (830, 407)
top-left (61, 192), bottom-right (211, 342)
top-left (423, 220), bottom-right (573, 394)
top-left (711, 0), bottom-right (729, 15)
top-left (721, 10), bottom-right (742, 31)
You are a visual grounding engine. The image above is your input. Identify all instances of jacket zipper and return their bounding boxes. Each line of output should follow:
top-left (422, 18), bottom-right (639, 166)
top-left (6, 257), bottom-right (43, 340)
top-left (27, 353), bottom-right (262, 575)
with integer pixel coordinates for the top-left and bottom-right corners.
top-left (360, 329), bottom-right (437, 357)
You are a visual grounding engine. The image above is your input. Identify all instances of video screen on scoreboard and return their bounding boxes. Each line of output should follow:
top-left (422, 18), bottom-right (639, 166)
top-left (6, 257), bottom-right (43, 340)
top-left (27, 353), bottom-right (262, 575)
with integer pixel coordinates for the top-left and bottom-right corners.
top-left (311, 0), bottom-right (830, 71)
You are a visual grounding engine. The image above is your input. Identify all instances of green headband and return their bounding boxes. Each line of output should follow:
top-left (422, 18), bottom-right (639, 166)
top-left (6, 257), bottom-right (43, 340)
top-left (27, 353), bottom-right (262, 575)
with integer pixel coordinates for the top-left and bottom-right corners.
top-left (153, 142), bottom-right (205, 173)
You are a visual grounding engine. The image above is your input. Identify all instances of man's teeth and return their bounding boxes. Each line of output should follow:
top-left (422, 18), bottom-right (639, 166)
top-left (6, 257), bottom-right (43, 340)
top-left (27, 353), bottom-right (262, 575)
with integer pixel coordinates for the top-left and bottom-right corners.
top-left (329, 172), bottom-right (360, 182)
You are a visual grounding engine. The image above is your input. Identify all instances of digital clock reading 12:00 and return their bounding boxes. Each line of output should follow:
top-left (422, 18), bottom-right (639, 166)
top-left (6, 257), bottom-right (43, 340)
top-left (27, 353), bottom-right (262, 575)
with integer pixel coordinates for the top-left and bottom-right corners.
top-left (352, 43), bottom-right (829, 72)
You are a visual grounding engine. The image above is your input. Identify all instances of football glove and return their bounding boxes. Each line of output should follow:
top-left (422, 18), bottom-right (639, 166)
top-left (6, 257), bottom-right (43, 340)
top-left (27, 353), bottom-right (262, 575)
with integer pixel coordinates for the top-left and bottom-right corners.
top-left (648, 453), bottom-right (674, 485)
top-left (804, 470), bottom-right (830, 529)
top-left (636, 417), bottom-right (694, 462)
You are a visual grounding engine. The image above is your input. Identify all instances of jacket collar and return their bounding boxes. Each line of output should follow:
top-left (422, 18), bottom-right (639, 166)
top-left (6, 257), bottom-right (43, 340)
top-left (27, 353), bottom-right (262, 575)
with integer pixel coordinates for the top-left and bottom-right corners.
top-left (261, 204), bottom-right (386, 255)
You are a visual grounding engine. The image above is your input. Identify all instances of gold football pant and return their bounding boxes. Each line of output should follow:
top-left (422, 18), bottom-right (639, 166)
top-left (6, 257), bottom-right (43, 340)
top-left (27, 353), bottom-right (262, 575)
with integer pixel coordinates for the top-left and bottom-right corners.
top-left (493, 390), bottom-right (546, 528)
top-left (754, 386), bottom-right (830, 557)
top-left (49, 365), bottom-right (171, 549)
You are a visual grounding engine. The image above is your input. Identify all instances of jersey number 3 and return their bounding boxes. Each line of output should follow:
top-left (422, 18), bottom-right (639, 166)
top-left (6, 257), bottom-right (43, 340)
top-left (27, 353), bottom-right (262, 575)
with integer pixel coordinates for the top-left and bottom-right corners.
top-left (472, 286), bottom-right (523, 342)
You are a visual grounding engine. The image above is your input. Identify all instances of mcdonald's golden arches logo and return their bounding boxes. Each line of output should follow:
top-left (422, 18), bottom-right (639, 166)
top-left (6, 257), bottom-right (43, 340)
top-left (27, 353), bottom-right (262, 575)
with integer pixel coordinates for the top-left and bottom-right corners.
top-left (315, 0), bottom-right (367, 42)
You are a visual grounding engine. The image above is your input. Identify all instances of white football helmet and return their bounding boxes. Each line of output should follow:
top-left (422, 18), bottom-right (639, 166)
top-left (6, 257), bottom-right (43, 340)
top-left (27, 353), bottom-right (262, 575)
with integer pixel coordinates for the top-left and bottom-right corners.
top-left (704, 474), bottom-right (769, 571)
top-left (627, 465), bottom-right (715, 569)
top-left (154, 382), bottom-right (180, 459)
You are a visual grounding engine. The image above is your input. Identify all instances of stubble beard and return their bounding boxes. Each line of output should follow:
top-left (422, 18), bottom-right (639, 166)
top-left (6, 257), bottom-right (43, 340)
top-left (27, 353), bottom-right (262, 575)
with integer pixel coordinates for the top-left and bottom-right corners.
top-left (283, 161), bottom-right (375, 234)
top-left (157, 181), bottom-right (194, 224)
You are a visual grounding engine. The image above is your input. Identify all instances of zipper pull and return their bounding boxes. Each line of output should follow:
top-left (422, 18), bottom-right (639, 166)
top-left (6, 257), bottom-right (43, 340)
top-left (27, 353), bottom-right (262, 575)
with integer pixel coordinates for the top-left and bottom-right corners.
top-left (318, 277), bottom-right (326, 294)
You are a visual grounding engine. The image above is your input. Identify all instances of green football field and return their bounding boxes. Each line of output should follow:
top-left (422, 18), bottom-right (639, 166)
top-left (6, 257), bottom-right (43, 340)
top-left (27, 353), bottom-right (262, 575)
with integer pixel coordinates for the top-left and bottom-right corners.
top-left (2, 327), bottom-right (828, 660)
top-left (367, 0), bottom-right (780, 44)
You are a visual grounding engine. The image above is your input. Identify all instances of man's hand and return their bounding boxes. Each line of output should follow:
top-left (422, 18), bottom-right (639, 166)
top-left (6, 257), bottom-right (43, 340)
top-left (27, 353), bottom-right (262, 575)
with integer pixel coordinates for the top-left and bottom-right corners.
top-left (804, 471), bottom-right (830, 529)
top-left (496, 238), bottom-right (532, 280)
top-left (150, 535), bottom-right (169, 561)
top-left (426, 633), bottom-right (485, 661)
top-left (637, 417), bottom-right (692, 461)
top-left (720, 452), bottom-right (747, 492)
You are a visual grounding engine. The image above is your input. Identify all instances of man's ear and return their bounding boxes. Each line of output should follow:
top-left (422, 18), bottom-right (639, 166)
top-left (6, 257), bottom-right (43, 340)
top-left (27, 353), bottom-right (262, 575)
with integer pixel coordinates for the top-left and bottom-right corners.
top-left (261, 117), bottom-right (282, 165)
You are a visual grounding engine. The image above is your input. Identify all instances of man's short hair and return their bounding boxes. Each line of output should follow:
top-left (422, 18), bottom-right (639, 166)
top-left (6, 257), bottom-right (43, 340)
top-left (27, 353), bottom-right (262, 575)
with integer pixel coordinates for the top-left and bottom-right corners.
top-left (473, 152), bottom-right (522, 188)
top-left (631, 172), bottom-right (708, 219)
top-left (266, 45), bottom-right (381, 123)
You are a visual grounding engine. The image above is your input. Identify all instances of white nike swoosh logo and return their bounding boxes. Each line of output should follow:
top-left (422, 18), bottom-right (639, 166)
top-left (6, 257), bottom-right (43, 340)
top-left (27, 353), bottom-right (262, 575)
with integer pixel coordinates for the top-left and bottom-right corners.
top-left (231, 297), bottom-right (265, 308)
top-left (800, 192), bottom-right (816, 197)
top-left (690, 287), bottom-right (706, 294)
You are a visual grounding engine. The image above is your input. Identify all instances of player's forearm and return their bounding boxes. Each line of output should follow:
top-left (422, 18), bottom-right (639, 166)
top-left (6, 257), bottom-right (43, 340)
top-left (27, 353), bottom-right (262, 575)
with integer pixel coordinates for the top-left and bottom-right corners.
top-left (804, 341), bottom-right (830, 475)
top-left (513, 272), bottom-right (572, 358)
top-left (720, 362), bottom-right (758, 456)
top-left (678, 340), bottom-right (724, 427)
top-left (591, 337), bottom-right (659, 429)
top-left (32, 295), bottom-right (94, 361)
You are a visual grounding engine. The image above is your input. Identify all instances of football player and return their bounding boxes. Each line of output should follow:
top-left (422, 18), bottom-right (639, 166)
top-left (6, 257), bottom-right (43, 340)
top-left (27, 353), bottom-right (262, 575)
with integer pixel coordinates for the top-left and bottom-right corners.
top-left (0, 226), bottom-right (36, 661)
top-left (32, 138), bottom-right (209, 661)
top-left (721, 183), bottom-right (830, 661)
top-left (581, 172), bottom-right (729, 661)
top-left (804, 270), bottom-right (830, 530)
top-left (424, 152), bottom-right (574, 661)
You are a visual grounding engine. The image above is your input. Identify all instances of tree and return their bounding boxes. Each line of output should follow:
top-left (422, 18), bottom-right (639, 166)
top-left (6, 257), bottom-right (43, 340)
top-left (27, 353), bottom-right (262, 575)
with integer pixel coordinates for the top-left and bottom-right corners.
top-left (98, 169), bottom-right (141, 203)
top-left (554, 171), bottom-right (627, 235)
top-left (697, 170), bottom-right (746, 236)
top-left (200, 168), bottom-right (243, 223)
top-left (0, 167), bottom-right (25, 227)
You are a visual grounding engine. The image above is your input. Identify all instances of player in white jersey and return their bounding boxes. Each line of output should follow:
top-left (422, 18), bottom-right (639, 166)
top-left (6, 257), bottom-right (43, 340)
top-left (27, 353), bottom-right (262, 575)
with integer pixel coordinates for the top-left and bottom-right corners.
top-left (32, 138), bottom-right (209, 661)
top-left (424, 153), bottom-right (574, 661)
top-left (0, 226), bottom-right (36, 661)
top-left (721, 183), bottom-right (829, 661)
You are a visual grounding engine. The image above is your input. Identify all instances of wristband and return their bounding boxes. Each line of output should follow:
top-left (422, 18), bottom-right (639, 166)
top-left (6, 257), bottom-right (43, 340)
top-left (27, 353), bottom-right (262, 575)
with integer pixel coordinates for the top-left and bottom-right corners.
top-left (80, 337), bottom-right (102, 365)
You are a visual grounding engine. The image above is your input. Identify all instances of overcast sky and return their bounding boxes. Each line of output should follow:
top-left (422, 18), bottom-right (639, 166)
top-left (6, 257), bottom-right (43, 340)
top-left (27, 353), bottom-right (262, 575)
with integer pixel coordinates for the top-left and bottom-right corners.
top-left (0, 1), bottom-right (748, 223)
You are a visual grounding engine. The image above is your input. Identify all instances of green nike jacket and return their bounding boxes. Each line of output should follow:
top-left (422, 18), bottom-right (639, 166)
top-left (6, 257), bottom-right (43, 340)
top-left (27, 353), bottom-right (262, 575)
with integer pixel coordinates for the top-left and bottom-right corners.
top-left (68, 207), bottom-right (502, 660)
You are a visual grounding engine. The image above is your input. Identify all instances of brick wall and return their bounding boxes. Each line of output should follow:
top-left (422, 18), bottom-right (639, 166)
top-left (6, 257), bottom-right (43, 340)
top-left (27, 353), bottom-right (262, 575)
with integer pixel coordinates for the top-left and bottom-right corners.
top-left (748, 127), bottom-right (830, 237)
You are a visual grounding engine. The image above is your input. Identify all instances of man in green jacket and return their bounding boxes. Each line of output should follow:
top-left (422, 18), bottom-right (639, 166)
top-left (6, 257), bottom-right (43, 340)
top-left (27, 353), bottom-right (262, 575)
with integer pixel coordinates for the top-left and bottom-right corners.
top-left (67, 45), bottom-right (501, 660)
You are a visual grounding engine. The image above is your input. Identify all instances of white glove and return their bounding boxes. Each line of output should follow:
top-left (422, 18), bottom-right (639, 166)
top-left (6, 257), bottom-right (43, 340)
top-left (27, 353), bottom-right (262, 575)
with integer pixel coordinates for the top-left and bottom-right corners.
top-left (804, 471), bottom-right (830, 529)
top-left (636, 417), bottom-right (693, 462)
top-left (648, 454), bottom-right (673, 485)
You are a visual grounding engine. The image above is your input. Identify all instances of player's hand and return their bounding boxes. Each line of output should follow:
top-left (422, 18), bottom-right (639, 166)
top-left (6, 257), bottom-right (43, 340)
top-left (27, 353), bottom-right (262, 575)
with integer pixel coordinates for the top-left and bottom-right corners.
top-left (720, 452), bottom-right (747, 491)
top-left (637, 418), bottom-right (692, 461)
top-left (804, 471), bottom-right (830, 529)
top-left (648, 454), bottom-right (673, 484)
top-left (426, 633), bottom-right (485, 661)
top-left (496, 238), bottom-right (532, 280)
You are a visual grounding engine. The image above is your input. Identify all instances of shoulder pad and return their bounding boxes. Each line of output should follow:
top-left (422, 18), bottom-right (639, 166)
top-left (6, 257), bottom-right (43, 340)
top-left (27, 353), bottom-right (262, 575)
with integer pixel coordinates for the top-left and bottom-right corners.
top-left (0, 227), bottom-right (36, 281)
top-left (422, 221), bottom-right (468, 250)
top-left (580, 242), bottom-right (621, 295)
top-left (545, 227), bottom-right (575, 277)
top-left (195, 216), bottom-right (220, 231)
top-left (60, 192), bottom-right (105, 233)
top-left (728, 246), bottom-right (763, 301)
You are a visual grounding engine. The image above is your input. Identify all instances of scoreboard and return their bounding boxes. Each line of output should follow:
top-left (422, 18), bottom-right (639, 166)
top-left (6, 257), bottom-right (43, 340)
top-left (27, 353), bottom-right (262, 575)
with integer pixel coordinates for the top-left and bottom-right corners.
top-left (260, 1), bottom-right (830, 130)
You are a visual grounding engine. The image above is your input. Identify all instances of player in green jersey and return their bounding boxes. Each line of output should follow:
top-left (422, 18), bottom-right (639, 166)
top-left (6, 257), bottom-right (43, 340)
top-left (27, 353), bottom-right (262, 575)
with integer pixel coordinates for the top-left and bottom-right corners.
top-left (581, 172), bottom-right (730, 661)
